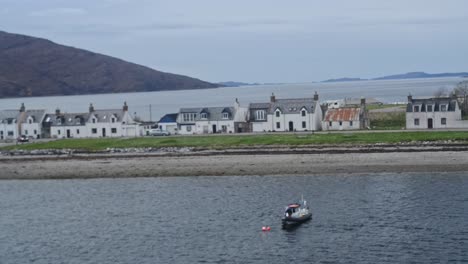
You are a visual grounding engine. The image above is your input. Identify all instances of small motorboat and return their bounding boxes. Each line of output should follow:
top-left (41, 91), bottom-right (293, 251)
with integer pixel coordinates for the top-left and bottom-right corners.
top-left (282, 196), bottom-right (312, 227)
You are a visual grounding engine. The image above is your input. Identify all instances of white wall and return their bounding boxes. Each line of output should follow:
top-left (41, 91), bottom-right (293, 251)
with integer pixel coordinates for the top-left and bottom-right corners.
top-left (322, 120), bottom-right (359, 131)
top-left (51, 126), bottom-right (88, 138)
top-left (406, 111), bottom-right (468, 129)
top-left (195, 120), bottom-right (235, 134)
top-left (0, 123), bottom-right (18, 140)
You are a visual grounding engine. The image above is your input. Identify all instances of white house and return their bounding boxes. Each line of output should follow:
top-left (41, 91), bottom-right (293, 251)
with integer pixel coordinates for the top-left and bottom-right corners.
top-left (157, 113), bottom-right (178, 134)
top-left (177, 99), bottom-right (248, 135)
top-left (19, 104), bottom-right (47, 139)
top-left (248, 92), bottom-right (323, 132)
top-left (322, 98), bottom-right (369, 131)
top-left (46, 109), bottom-right (89, 138)
top-left (406, 95), bottom-right (468, 129)
top-left (86, 102), bottom-right (139, 138)
top-left (46, 102), bottom-right (140, 138)
top-left (0, 110), bottom-right (20, 141)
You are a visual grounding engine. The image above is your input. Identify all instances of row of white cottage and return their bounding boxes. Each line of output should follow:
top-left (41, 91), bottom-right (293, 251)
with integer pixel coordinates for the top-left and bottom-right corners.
top-left (159, 92), bottom-right (370, 135)
top-left (3, 93), bottom-right (465, 141)
top-left (0, 102), bottom-right (140, 141)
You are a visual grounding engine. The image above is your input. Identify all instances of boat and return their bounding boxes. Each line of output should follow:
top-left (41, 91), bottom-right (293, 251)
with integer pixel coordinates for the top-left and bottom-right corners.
top-left (281, 196), bottom-right (312, 227)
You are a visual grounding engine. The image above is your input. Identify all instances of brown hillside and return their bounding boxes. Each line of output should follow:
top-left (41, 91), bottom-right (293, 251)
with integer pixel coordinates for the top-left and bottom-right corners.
top-left (0, 31), bottom-right (219, 98)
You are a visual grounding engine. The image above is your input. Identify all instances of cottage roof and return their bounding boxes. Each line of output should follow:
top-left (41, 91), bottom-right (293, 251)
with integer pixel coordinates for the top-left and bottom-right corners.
top-left (45, 113), bottom-right (89, 126)
top-left (249, 98), bottom-right (317, 114)
top-left (249, 102), bottom-right (271, 109)
top-left (179, 107), bottom-right (236, 121)
top-left (324, 107), bottom-right (361, 122)
top-left (406, 97), bottom-right (458, 112)
top-left (270, 98), bottom-right (316, 114)
top-left (89, 109), bottom-right (125, 122)
top-left (0, 110), bottom-right (20, 123)
top-left (158, 113), bottom-right (178, 123)
top-left (22, 110), bottom-right (46, 123)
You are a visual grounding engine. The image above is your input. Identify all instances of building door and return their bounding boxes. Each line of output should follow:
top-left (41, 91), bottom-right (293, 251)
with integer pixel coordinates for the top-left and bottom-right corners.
top-left (66, 129), bottom-right (71, 138)
top-left (289, 121), bottom-right (294, 131)
top-left (428, 118), bottom-right (433, 129)
top-left (102, 128), bottom-right (106, 137)
top-left (212, 125), bottom-right (217, 133)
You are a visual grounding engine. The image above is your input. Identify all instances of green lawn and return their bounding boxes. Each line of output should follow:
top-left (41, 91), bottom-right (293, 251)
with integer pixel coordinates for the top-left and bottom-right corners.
top-left (3, 131), bottom-right (468, 152)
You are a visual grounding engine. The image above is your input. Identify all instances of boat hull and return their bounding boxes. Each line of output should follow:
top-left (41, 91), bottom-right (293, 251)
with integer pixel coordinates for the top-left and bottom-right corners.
top-left (281, 212), bottom-right (312, 226)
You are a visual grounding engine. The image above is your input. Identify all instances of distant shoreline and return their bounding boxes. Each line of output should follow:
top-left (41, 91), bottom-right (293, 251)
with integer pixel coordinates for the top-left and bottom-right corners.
top-left (2, 146), bottom-right (468, 179)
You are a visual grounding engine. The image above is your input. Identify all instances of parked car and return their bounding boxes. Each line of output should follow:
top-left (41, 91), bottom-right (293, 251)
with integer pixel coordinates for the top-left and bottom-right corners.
top-left (17, 135), bottom-right (29, 143)
top-left (149, 129), bottom-right (170, 136)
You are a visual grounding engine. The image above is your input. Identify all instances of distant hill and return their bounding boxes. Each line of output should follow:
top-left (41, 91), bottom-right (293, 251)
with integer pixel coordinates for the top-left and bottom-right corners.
top-left (373, 72), bottom-right (468, 80)
top-left (217, 81), bottom-right (261, 87)
top-left (322, 77), bottom-right (365, 83)
top-left (0, 31), bottom-right (219, 98)
top-left (322, 72), bottom-right (468, 83)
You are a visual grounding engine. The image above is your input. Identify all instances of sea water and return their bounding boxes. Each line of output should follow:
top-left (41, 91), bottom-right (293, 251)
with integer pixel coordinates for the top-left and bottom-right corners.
top-left (1, 173), bottom-right (467, 263)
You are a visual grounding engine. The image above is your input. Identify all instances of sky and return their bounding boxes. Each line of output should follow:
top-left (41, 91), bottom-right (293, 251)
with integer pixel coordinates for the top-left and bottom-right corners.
top-left (1, 0), bottom-right (467, 83)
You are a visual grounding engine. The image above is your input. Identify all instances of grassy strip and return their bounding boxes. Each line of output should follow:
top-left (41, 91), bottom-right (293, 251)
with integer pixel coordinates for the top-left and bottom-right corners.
top-left (3, 131), bottom-right (468, 152)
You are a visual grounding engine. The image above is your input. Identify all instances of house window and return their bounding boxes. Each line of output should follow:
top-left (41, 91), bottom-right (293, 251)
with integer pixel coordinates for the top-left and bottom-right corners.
top-left (76, 129), bottom-right (80, 134)
top-left (92, 118), bottom-right (96, 123)
top-left (222, 113), bottom-right (229, 119)
top-left (276, 122), bottom-right (280, 129)
top-left (186, 126), bottom-right (192, 132)
top-left (92, 128), bottom-right (97, 134)
top-left (25, 130), bottom-right (28, 135)
top-left (301, 110), bottom-right (306, 117)
top-left (8, 131), bottom-right (13, 136)
top-left (111, 128), bottom-right (117, 133)
top-left (427, 105), bottom-right (433, 112)
top-left (111, 117), bottom-right (116, 123)
top-left (276, 111), bottom-right (280, 117)
top-left (34, 130), bottom-right (37, 135)
top-left (440, 105), bottom-right (447, 112)
top-left (302, 121), bottom-right (306, 128)
top-left (414, 106), bottom-right (420, 112)
top-left (339, 121), bottom-right (343, 126)
top-left (414, 118), bottom-right (420, 126)
top-left (350, 121), bottom-right (353, 126)
top-left (58, 130), bottom-right (61, 135)
top-left (329, 121), bottom-right (332, 127)
top-left (200, 113), bottom-right (207, 119)
top-left (183, 113), bottom-right (196, 122)
top-left (255, 110), bottom-right (266, 120)
top-left (57, 118), bottom-right (62, 125)
top-left (441, 118), bottom-right (447, 125)
top-left (29, 119), bottom-right (32, 124)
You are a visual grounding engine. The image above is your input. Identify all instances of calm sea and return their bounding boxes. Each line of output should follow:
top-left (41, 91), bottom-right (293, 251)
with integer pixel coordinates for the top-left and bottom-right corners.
top-left (1, 173), bottom-right (467, 263)
top-left (0, 77), bottom-right (466, 121)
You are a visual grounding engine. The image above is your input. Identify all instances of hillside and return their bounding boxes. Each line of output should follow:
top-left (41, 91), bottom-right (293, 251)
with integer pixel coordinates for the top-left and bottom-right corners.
top-left (0, 31), bottom-right (219, 98)
top-left (373, 72), bottom-right (468, 80)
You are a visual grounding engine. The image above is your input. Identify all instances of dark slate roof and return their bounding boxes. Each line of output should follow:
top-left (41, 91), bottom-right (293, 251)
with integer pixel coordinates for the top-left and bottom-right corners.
top-left (406, 97), bottom-right (458, 112)
top-left (45, 113), bottom-right (89, 126)
top-left (270, 98), bottom-right (316, 114)
top-left (158, 113), bottom-right (178, 123)
top-left (249, 102), bottom-right (271, 109)
top-left (22, 110), bottom-right (46, 123)
top-left (249, 98), bottom-right (317, 114)
top-left (179, 107), bottom-right (236, 121)
top-left (89, 109), bottom-right (125, 122)
top-left (0, 110), bottom-right (20, 123)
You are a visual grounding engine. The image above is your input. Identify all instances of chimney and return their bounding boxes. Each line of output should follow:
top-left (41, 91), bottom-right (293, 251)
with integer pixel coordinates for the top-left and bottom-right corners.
top-left (89, 103), bottom-right (95, 113)
top-left (314, 91), bottom-right (319, 101)
top-left (234, 98), bottom-right (240, 109)
top-left (19, 103), bottom-right (25, 112)
top-left (123, 101), bottom-right (128, 112)
top-left (270, 93), bottom-right (276, 103)
top-left (55, 108), bottom-right (61, 115)
top-left (408, 93), bottom-right (413, 102)
top-left (361, 97), bottom-right (366, 106)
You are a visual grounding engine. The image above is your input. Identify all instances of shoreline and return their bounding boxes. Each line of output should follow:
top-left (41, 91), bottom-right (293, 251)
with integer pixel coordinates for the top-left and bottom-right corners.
top-left (1, 148), bottom-right (468, 179)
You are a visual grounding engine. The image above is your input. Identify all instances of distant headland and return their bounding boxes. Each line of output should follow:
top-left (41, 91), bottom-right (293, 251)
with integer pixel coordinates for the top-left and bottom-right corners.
top-left (322, 72), bottom-right (468, 83)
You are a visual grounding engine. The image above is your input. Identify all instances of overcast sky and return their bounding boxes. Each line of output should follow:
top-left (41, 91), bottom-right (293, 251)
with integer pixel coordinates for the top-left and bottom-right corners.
top-left (1, 0), bottom-right (467, 83)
